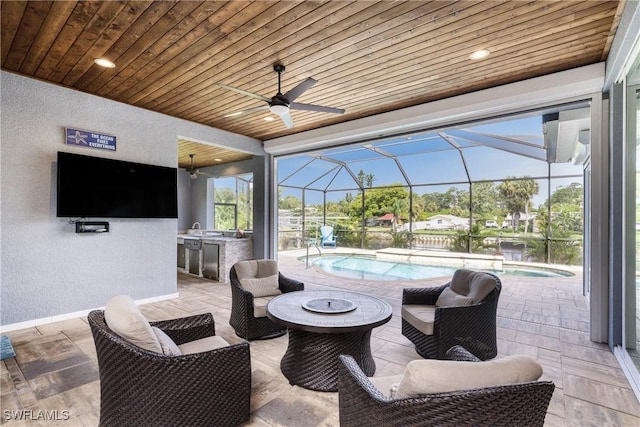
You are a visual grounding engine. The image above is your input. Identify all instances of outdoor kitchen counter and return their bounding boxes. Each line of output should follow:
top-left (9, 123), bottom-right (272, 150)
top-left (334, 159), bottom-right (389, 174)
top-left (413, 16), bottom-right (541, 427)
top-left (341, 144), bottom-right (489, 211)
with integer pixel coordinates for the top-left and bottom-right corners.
top-left (178, 234), bottom-right (252, 282)
top-left (177, 234), bottom-right (251, 243)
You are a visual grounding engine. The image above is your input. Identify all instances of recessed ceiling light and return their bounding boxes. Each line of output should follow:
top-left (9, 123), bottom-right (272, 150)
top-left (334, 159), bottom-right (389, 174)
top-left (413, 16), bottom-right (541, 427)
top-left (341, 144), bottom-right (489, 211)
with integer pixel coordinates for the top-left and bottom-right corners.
top-left (224, 111), bottom-right (243, 117)
top-left (264, 116), bottom-right (275, 122)
top-left (214, 158), bottom-right (223, 162)
top-left (94, 58), bottom-right (116, 68)
top-left (469, 49), bottom-right (490, 60)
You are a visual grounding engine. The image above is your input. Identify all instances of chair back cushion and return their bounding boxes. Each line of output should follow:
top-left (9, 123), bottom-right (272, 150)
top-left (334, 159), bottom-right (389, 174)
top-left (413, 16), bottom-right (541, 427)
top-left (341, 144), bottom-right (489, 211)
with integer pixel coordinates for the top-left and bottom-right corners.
top-left (395, 355), bottom-right (543, 398)
top-left (234, 259), bottom-right (279, 279)
top-left (449, 269), bottom-right (497, 304)
top-left (235, 260), bottom-right (281, 297)
top-left (152, 327), bottom-right (182, 356)
top-left (240, 275), bottom-right (281, 298)
top-left (435, 287), bottom-right (475, 307)
top-left (104, 295), bottom-right (162, 353)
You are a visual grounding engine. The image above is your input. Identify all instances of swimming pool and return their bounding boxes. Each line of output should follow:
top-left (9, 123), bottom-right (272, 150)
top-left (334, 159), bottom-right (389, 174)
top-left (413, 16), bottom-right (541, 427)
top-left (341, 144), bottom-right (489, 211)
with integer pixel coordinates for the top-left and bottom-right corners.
top-left (304, 255), bottom-right (573, 281)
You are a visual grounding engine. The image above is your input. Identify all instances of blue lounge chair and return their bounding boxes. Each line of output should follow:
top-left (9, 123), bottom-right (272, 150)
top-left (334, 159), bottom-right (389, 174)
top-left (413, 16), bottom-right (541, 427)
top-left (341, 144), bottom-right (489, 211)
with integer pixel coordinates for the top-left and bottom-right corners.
top-left (320, 225), bottom-right (337, 248)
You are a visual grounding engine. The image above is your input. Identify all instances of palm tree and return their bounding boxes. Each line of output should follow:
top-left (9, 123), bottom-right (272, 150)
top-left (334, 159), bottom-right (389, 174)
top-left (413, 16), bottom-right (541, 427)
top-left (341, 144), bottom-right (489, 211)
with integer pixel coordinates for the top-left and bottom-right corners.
top-left (365, 173), bottom-right (375, 188)
top-left (517, 179), bottom-right (539, 234)
top-left (498, 177), bottom-right (539, 234)
top-left (390, 198), bottom-right (407, 232)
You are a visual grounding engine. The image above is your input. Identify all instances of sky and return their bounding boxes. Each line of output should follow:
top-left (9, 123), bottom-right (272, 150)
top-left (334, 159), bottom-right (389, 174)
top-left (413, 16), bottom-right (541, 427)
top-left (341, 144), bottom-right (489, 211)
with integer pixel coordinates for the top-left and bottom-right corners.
top-left (277, 114), bottom-right (584, 208)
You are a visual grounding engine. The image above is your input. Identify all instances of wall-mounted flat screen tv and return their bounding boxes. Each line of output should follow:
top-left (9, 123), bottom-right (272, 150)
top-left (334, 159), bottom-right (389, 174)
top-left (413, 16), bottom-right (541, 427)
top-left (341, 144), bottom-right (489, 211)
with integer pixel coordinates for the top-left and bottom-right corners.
top-left (56, 151), bottom-right (178, 218)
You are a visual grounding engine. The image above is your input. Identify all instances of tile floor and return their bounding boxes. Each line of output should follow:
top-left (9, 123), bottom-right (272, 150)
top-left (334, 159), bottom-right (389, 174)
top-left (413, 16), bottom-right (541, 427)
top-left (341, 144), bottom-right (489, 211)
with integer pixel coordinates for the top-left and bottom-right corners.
top-left (1, 251), bottom-right (639, 426)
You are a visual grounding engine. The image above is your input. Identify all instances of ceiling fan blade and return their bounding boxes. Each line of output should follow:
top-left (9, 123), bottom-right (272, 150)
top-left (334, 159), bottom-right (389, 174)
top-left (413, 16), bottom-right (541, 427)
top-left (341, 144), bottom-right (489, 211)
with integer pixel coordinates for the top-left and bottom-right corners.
top-left (279, 111), bottom-right (294, 128)
top-left (189, 170), bottom-right (213, 179)
top-left (224, 105), bottom-right (269, 117)
top-left (283, 77), bottom-right (317, 102)
top-left (290, 102), bottom-right (345, 114)
top-left (218, 83), bottom-right (271, 102)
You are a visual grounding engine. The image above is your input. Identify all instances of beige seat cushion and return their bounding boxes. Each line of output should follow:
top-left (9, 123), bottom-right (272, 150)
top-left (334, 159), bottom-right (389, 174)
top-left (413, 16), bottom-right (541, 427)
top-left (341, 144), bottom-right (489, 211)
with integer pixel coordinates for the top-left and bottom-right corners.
top-left (104, 295), bottom-right (162, 354)
top-left (401, 305), bottom-right (436, 335)
top-left (178, 335), bottom-right (230, 355)
top-left (435, 287), bottom-right (475, 307)
top-left (234, 259), bottom-right (279, 280)
top-left (253, 295), bottom-right (280, 317)
top-left (395, 355), bottom-right (543, 398)
top-left (369, 375), bottom-right (403, 398)
top-left (239, 274), bottom-right (281, 297)
top-left (449, 269), bottom-right (497, 304)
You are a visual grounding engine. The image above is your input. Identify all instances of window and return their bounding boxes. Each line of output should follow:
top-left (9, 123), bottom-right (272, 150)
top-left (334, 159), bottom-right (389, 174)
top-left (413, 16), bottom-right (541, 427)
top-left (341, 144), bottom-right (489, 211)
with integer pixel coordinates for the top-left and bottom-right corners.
top-left (276, 109), bottom-right (585, 262)
top-left (212, 174), bottom-right (252, 231)
top-left (622, 47), bottom-right (640, 392)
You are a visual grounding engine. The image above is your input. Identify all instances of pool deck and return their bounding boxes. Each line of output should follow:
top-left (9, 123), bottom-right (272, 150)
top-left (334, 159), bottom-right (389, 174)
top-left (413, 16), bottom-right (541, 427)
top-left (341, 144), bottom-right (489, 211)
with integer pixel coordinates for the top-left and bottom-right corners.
top-left (1, 249), bottom-right (639, 426)
top-left (276, 248), bottom-right (640, 426)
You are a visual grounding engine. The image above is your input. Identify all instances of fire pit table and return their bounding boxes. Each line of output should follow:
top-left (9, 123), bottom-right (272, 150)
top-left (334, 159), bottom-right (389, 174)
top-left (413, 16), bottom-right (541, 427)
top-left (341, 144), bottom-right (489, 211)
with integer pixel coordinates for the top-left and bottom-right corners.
top-left (266, 290), bottom-right (392, 392)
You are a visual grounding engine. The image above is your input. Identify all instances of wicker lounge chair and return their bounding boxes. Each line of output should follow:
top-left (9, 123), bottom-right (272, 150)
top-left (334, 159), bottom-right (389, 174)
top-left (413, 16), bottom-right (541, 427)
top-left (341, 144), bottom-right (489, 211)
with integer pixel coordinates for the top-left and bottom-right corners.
top-left (338, 346), bottom-right (555, 427)
top-left (88, 309), bottom-right (251, 427)
top-left (229, 259), bottom-right (304, 340)
top-left (402, 269), bottom-right (501, 360)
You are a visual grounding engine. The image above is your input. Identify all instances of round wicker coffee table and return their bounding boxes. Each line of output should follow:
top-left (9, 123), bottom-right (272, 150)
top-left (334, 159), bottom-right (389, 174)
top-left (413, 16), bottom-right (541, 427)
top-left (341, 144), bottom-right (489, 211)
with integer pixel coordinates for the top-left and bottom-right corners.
top-left (266, 290), bottom-right (392, 392)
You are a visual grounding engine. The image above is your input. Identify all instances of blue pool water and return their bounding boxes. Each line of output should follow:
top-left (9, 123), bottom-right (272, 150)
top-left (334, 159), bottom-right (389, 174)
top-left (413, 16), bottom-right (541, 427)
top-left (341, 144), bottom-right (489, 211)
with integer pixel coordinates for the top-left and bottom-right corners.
top-left (305, 255), bottom-right (573, 281)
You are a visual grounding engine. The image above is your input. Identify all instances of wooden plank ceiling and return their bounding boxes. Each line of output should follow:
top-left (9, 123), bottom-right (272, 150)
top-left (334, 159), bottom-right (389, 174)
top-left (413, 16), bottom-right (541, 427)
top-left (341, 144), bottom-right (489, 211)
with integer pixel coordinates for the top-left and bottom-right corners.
top-left (178, 138), bottom-right (252, 170)
top-left (1, 1), bottom-right (625, 168)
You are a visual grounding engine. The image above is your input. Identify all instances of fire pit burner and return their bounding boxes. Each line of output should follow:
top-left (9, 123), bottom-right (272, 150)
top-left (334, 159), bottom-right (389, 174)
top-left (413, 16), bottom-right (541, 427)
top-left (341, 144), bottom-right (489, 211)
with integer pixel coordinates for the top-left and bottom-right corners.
top-left (302, 298), bottom-right (356, 314)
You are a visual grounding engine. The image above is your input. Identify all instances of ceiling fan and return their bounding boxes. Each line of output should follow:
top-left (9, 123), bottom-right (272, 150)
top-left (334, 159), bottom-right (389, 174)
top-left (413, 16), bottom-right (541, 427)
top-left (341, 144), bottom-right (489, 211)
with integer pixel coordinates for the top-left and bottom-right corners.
top-left (219, 64), bottom-right (345, 128)
top-left (184, 154), bottom-right (212, 180)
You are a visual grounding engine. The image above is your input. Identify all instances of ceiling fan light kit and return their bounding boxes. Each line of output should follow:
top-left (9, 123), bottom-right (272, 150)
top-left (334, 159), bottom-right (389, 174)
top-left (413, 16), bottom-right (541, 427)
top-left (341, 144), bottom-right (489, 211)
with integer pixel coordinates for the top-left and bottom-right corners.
top-left (269, 104), bottom-right (289, 116)
top-left (185, 153), bottom-right (212, 180)
top-left (219, 63), bottom-right (345, 128)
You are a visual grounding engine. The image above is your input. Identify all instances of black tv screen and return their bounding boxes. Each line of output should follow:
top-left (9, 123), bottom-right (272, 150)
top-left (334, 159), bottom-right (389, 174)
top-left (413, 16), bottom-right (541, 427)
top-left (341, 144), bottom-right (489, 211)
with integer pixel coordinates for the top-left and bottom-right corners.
top-left (56, 151), bottom-right (178, 218)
